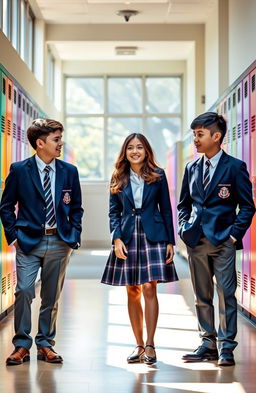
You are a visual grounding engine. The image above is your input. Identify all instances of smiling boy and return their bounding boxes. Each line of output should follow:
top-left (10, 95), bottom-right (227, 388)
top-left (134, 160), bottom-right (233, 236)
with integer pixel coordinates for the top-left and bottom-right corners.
top-left (178, 112), bottom-right (255, 366)
top-left (0, 118), bottom-right (83, 365)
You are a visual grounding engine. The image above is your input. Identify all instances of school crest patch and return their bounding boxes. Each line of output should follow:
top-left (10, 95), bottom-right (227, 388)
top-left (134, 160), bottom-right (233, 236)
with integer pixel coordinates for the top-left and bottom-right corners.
top-left (218, 186), bottom-right (230, 199)
top-left (63, 192), bottom-right (71, 204)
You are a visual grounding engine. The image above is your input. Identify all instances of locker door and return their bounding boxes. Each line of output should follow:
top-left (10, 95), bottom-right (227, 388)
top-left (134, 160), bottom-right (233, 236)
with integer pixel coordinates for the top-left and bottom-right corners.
top-left (12, 85), bottom-right (18, 163)
top-left (0, 71), bottom-right (3, 313)
top-left (24, 99), bottom-right (30, 158)
top-left (235, 82), bottom-right (243, 305)
top-left (221, 99), bottom-right (228, 152)
top-left (16, 90), bottom-right (22, 162)
top-left (231, 90), bottom-right (237, 157)
top-left (241, 75), bottom-right (251, 311)
top-left (250, 68), bottom-right (256, 316)
top-left (21, 94), bottom-right (26, 160)
top-left (226, 94), bottom-right (232, 154)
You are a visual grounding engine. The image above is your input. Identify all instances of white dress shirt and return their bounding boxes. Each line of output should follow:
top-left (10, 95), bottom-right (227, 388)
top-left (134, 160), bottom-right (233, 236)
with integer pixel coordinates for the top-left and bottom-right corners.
top-left (203, 149), bottom-right (223, 181)
top-left (130, 169), bottom-right (144, 208)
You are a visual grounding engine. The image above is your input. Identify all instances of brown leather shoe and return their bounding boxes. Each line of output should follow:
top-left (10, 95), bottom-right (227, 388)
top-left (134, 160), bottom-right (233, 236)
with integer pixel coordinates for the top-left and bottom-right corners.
top-left (6, 347), bottom-right (30, 366)
top-left (37, 347), bottom-right (63, 363)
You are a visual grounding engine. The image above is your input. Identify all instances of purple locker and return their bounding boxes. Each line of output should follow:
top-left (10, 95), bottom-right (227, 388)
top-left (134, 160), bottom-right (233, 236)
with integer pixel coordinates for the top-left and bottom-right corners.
top-left (20, 94), bottom-right (26, 160)
top-left (24, 98), bottom-right (30, 158)
top-left (226, 94), bottom-right (232, 154)
top-left (16, 90), bottom-right (22, 162)
top-left (242, 74), bottom-right (251, 311)
top-left (12, 85), bottom-right (18, 163)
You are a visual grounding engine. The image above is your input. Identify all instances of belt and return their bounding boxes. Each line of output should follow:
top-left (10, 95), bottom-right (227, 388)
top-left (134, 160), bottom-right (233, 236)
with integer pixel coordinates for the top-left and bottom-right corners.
top-left (45, 228), bottom-right (57, 235)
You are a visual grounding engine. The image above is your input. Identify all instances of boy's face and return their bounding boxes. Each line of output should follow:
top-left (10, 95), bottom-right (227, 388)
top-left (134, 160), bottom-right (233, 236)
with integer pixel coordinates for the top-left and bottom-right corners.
top-left (193, 126), bottom-right (221, 154)
top-left (37, 129), bottom-right (63, 159)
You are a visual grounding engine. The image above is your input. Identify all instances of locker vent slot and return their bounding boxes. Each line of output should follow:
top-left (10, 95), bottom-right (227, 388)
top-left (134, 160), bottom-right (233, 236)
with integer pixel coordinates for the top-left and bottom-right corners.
top-left (1, 115), bottom-right (5, 133)
top-left (237, 271), bottom-right (241, 287)
top-left (18, 94), bottom-right (21, 108)
top-left (27, 102), bottom-right (29, 115)
top-left (251, 277), bottom-right (256, 296)
top-left (233, 92), bottom-right (236, 107)
top-left (13, 122), bottom-right (17, 138)
top-left (252, 74), bottom-right (255, 92)
top-left (251, 115), bottom-right (255, 133)
top-left (228, 97), bottom-right (231, 110)
top-left (237, 123), bottom-right (242, 138)
top-left (7, 119), bottom-right (11, 135)
top-left (232, 126), bottom-right (236, 140)
top-left (14, 89), bottom-right (17, 104)
top-left (22, 99), bottom-right (25, 111)
top-left (33, 110), bottom-right (36, 118)
top-left (30, 106), bottom-right (32, 116)
top-left (238, 88), bottom-right (241, 103)
top-left (2, 277), bottom-right (7, 295)
top-left (17, 126), bottom-right (21, 141)
top-left (7, 273), bottom-right (11, 290)
top-left (227, 129), bottom-right (231, 144)
top-left (244, 118), bottom-right (248, 134)
top-left (224, 101), bottom-right (227, 113)
top-left (244, 274), bottom-right (248, 291)
top-left (21, 129), bottom-right (25, 143)
top-left (244, 81), bottom-right (248, 97)
top-left (13, 271), bottom-right (17, 287)
top-left (8, 84), bottom-right (11, 100)
top-left (2, 77), bottom-right (6, 95)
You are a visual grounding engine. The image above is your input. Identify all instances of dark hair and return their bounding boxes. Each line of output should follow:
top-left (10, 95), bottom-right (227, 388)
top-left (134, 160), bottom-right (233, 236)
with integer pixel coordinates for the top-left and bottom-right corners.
top-left (110, 133), bottom-right (161, 194)
top-left (27, 118), bottom-right (64, 150)
top-left (190, 112), bottom-right (227, 144)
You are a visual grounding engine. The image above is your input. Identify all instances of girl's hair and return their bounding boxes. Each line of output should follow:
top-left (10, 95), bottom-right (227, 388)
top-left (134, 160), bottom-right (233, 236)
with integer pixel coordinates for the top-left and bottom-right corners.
top-left (110, 133), bottom-right (162, 194)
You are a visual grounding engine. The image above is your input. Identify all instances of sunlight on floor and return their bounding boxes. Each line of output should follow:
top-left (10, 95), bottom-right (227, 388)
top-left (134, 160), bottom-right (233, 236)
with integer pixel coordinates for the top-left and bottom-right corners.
top-left (143, 382), bottom-right (246, 393)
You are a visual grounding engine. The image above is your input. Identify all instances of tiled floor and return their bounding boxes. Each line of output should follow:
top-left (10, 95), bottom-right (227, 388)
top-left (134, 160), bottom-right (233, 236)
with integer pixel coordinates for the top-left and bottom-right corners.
top-left (0, 249), bottom-right (256, 393)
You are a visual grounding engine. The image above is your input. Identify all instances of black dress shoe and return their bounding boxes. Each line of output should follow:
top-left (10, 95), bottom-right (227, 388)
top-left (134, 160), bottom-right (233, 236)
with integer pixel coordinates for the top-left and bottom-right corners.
top-left (127, 345), bottom-right (145, 363)
top-left (144, 344), bottom-right (157, 365)
top-left (218, 350), bottom-right (235, 366)
top-left (182, 346), bottom-right (218, 362)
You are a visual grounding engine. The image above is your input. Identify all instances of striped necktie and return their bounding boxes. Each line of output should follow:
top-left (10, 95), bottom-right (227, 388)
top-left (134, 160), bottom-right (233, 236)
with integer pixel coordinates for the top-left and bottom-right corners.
top-left (43, 165), bottom-right (56, 227)
top-left (203, 159), bottom-right (211, 191)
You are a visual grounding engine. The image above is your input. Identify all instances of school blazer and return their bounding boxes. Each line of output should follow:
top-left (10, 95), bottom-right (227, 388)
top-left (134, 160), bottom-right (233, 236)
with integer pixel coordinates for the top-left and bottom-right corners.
top-left (109, 169), bottom-right (175, 245)
top-left (0, 155), bottom-right (84, 254)
top-left (177, 151), bottom-right (255, 250)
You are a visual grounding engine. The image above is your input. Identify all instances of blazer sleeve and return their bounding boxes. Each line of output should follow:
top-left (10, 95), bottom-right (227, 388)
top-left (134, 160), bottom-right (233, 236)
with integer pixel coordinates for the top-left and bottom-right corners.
top-left (177, 164), bottom-right (193, 231)
top-left (230, 161), bottom-right (255, 240)
top-left (0, 164), bottom-right (18, 245)
top-left (69, 166), bottom-right (84, 238)
top-left (158, 171), bottom-right (175, 245)
top-left (109, 191), bottom-right (123, 242)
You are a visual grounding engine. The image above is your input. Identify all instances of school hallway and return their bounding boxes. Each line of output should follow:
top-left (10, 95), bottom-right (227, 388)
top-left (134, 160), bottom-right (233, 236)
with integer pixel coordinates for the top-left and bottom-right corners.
top-left (0, 250), bottom-right (255, 393)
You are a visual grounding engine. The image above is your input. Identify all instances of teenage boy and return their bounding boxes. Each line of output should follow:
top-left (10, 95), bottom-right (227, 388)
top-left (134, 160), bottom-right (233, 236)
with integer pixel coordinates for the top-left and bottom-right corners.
top-left (0, 119), bottom-right (83, 365)
top-left (178, 112), bottom-right (255, 366)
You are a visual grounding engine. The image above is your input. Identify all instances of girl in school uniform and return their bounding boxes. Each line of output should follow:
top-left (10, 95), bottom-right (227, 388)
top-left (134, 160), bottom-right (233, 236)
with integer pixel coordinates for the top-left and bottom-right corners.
top-left (101, 133), bottom-right (178, 364)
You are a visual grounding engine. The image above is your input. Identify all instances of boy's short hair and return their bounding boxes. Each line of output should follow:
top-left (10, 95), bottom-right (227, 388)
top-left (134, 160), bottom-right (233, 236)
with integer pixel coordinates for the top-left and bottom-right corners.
top-left (190, 112), bottom-right (227, 144)
top-left (27, 118), bottom-right (64, 150)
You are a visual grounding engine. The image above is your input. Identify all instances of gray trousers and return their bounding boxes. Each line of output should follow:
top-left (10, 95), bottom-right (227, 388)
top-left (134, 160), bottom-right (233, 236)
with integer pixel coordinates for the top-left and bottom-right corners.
top-left (186, 236), bottom-right (238, 352)
top-left (13, 234), bottom-right (72, 349)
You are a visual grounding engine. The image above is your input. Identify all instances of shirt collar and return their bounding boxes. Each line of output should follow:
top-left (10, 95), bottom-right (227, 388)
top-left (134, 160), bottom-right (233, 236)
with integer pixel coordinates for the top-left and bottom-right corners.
top-left (130, 168), bottom-right (143, 183)
top-left (204, 149), bottom-right (223, 168)
top-left (35, 154), bottom-right (56, 173)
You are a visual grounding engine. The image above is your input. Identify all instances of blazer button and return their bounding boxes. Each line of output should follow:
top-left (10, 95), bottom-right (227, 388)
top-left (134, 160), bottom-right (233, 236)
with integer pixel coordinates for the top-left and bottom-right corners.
top-left (132, 214), bottom-right (134, 216)
top-left (41, 224), bottom-right (44, 228)
top-left (132, 208), bottom-right (135, 211)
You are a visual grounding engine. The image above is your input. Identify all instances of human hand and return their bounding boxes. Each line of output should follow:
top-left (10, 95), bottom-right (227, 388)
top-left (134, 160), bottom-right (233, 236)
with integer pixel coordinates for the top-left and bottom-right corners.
top-left (166, 244), bottom-right (174, 264)
top-left (114, 238), bottom-right (128, 260)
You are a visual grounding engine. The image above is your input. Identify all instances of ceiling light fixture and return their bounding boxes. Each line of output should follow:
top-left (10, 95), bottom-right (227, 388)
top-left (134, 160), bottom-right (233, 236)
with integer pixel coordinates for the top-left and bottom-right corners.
top-left (116, 9), bottom-right (139, 22)
top-left (115, 46), bottom-right (138, 56)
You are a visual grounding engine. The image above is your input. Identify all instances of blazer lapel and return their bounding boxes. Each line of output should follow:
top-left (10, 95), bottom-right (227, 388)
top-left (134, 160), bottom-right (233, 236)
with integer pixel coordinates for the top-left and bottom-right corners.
top-left (194, 156), bottom-right (204, 199)
top-left (204, 151), bottom-right (229, 200)
top-left (28, 156), bottom-right (45, 200)
top-left (123, 180), bottom-right (135, 207)
top-left (142, 181), bottom-right (152, 206)
top-left (55, 159), bottom-right (65, 208)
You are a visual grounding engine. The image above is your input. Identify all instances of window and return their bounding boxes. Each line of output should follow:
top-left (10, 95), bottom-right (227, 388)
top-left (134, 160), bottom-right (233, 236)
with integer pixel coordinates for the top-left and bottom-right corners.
top-left (47, 48), bottom-right (55, 100)
top-left (11, 0), bottom-right (19, 51)
top-left (65, 76), bottom-right (182, 181)
top-left (2, 0), bottom-right (11, 39)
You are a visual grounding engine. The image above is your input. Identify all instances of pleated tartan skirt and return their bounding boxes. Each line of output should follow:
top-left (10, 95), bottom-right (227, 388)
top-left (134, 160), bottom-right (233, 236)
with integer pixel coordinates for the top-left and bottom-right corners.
top-left (101, 215), bottom-right (179, 286)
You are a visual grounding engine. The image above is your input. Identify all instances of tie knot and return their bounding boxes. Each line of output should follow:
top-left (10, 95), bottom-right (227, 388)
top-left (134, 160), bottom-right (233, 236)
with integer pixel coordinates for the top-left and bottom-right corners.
top-left (44, 165), bottom-right (51, 173)
top-left (205, 160), bottom-right (211, 168)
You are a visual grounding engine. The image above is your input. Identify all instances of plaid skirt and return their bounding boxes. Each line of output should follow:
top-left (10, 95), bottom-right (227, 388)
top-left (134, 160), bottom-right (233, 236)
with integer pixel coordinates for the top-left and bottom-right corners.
top-left (101, 215), bottom-right (179, 286)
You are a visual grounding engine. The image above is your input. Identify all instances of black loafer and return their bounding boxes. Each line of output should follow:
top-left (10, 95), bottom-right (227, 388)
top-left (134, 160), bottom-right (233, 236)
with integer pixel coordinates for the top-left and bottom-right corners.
top-left (218, 350), bottom-right (235, 366)
top-left (144, 344), bottom-right (157, 365)
top-left (127, 345), bottom-right (145, 363)
top-left (182, 346), bottom-right (218, 362)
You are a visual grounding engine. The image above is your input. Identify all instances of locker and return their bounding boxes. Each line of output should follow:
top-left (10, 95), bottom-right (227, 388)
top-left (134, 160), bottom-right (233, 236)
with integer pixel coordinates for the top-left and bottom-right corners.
top-left (16, 90), bottom-right (22, 162)
top-left (231, 89), bottom-right (237, 157)
top-left (24, 99), bottom-right (30, 158)
top-left (226, 94), bottom-right (232, 154)
top-left (0, 72), bottom-right (6, 183)
top-left (12, 85), bottom-right (18, 163)
top-left (20, 94), bottom-right (26, 160)
top-left (235, 82), bottom-right (243, 305)
top-left (242, 75), bottom-right (251, 311)
top-left (6, 77), bottom-right (13, 174)
top-left (250, 68), bottom-right (256, 316)
top-left (220, 99), bottom-right (228, 152)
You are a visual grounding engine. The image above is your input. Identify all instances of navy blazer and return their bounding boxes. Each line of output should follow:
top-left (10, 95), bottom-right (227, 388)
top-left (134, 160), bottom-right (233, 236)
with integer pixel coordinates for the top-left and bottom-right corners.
top-left (109, 169), bottom-right (175, 245)
top-left (0, 155), bottom-right (84, 254)
top-left (178, 151), bottom-right (255, 249)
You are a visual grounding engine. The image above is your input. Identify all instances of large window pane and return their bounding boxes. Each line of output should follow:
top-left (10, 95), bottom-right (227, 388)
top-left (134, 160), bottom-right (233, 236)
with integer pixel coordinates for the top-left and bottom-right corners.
top-left (66, 78), bottom-right (103, 115)
top-left (146, 77), bottom-right (181, 114)
top-left (12, 0), bottom-right (19, 50)
top-left (27, 12), bottom-right (34, 70)
top-left (20, 0), bottom-right (25, 60)
top-left (146, 117), bottom-right (181, 168)
top-left (66, 117), bottom-right (104, 180)
top-left (107, 117), bottom-right (142, 179)
top-left (108, 78), bottom-right (142, 114)
top-left (2, 0), bottom-right (10, 38)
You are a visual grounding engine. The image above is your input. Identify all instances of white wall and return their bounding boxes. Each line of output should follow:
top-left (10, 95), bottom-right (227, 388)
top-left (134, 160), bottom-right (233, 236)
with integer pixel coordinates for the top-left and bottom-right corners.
top-left (229, 0), bottom-right (256, 85)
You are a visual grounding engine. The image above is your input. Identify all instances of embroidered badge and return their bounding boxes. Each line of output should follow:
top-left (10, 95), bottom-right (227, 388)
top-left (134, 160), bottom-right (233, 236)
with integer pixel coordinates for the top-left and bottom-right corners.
top-left (63, 192), bottom-right (71, 204)
top-left (218, 186), bottom-right (230, 199)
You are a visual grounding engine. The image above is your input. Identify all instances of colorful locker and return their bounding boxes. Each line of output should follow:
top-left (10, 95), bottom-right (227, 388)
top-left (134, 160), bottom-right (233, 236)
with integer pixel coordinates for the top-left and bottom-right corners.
top-left (24, 99), bottom-right (30, 158)
top-left (226, 94), bottom-right (232, 155)
top-left (231, 89), bottom-right (237, 157)
top-left (242, 75), bottom-right (251, 311)
top-left (6, 77), bottom-right (13, 174)
top-left (249, 68), bottom-right (256, 316)
top-left (221, 99), bottom-right (228, 152)
top-left (235, 82), bottom-right (243, 305)
top-left (21, 94), bottom-right (26, 160)
top-left (16, 90), bottom-right (22, 162)
top-left (12, 85), bottom-right (18, 163)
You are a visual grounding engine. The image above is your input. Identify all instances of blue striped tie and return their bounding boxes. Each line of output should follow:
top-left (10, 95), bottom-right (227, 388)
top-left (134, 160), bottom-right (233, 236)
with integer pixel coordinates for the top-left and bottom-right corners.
top-left (203, 160), bottom-right (211, 191)
top-left (43, 165), bottom-right (56, 227)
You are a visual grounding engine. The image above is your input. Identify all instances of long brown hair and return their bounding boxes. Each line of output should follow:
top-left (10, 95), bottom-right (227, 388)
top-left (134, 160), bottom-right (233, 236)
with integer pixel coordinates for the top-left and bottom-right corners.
top-left (110, 133), bottom-right (162, 194)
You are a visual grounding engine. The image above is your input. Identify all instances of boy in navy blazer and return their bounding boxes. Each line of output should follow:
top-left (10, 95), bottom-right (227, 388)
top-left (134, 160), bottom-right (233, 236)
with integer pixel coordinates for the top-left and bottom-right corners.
top-left (0, 119), bottom-right (83, 365)
top-left (178, 112), bottom-right (255, 366)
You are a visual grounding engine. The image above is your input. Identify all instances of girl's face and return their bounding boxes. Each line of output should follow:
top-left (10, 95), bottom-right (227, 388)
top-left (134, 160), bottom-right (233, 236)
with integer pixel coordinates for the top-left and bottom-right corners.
top-left (125, 137), bottom-right (146, 166)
